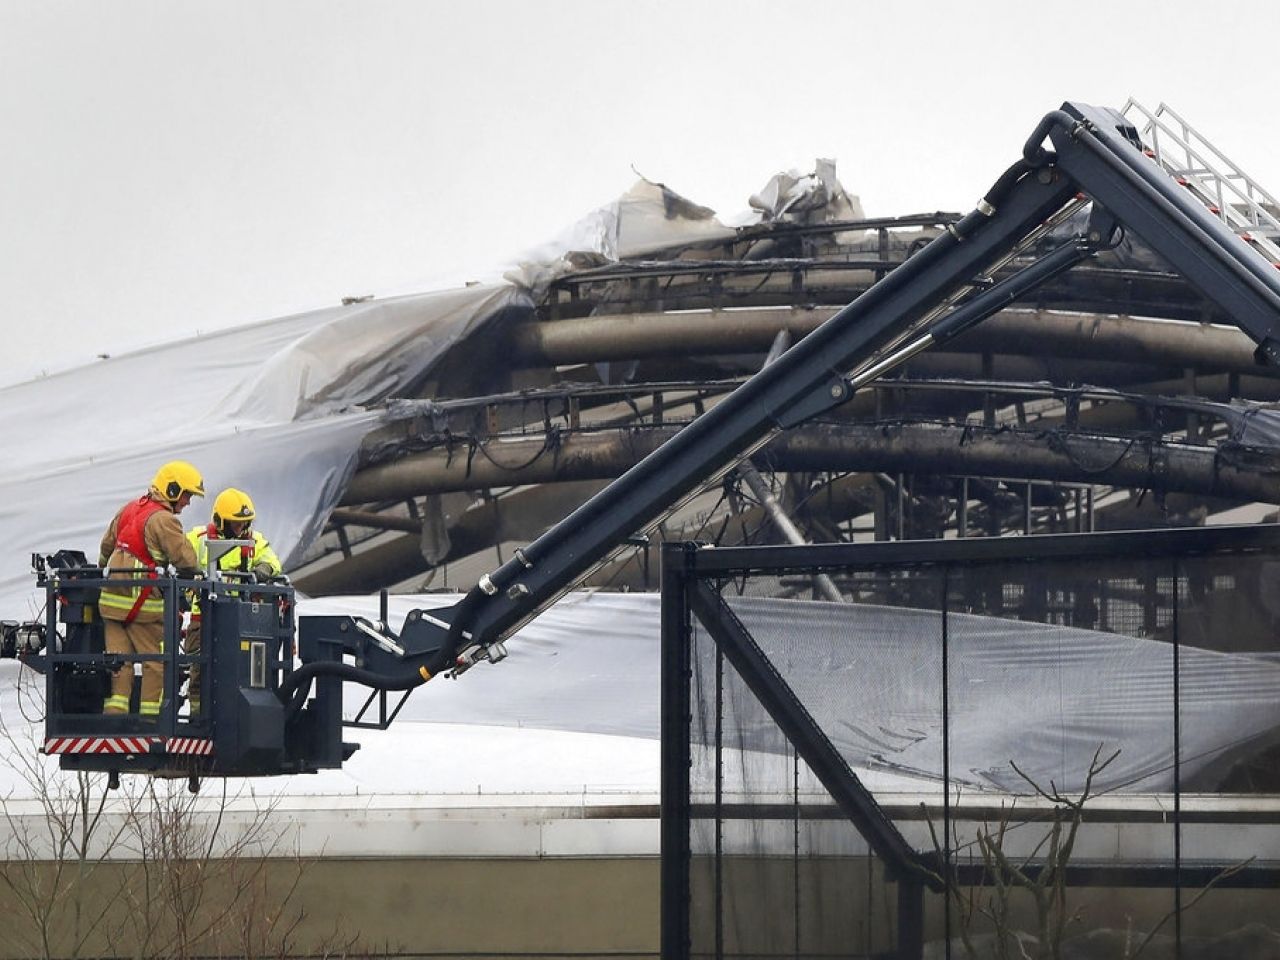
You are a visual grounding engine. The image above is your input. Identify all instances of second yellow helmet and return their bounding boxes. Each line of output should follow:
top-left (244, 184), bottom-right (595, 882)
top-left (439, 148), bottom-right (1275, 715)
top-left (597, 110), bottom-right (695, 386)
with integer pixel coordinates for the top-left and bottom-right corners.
top-left (213, 488), bottom-right (256, 533)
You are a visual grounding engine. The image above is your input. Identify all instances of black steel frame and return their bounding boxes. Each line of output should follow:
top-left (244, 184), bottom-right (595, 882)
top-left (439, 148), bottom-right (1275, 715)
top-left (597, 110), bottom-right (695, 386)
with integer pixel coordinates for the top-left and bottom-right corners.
top-left (660, 524), bottom-right (1280, 960)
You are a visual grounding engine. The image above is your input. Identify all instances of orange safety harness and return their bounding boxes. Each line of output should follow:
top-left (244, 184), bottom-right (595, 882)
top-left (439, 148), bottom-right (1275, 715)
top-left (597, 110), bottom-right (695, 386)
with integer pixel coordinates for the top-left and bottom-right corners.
top-left (112, 496), bottom-right (168, 624)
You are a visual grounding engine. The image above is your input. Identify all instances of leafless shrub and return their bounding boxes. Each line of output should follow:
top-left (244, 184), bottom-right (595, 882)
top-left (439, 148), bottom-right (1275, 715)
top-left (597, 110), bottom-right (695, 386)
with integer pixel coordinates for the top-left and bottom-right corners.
top-left (0, 675), bottom-right (140, 958)
top-left (923, 746), bottom-right (1252, 960)
top-left (1, 669), bottom-right (347, 959)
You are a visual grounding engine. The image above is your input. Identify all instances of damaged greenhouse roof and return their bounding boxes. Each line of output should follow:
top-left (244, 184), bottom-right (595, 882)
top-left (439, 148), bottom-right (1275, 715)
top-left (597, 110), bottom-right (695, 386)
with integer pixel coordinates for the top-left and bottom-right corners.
top-left (5, 102), bottom-right (1280, 808)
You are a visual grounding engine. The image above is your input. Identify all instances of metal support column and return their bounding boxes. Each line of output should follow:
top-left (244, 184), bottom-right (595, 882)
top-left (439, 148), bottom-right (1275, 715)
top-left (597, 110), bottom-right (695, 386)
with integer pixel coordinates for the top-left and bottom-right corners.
top-left (897, 880), bottom-right (925, 960)
top-left (660, 543), bottom-right (696, 960)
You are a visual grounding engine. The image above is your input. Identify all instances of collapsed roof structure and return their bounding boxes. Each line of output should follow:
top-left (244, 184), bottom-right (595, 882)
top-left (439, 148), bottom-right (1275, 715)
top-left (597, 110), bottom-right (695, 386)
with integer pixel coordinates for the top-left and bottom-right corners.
top-left (2, 101), bottom-right (1276, 619)
top-left (290, 100), bottom-right (1280, 601)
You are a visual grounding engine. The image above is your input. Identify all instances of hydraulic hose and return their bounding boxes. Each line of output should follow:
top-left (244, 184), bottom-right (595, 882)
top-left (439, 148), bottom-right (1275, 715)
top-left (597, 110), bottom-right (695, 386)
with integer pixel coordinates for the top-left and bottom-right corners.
top-left (280, 584), bottom-right (489, 720)
top-left (948, 109), bottom-right (1073, 242)
top-left (282, 659), bottom-right (429, 719)
top-left (949, 158), bottom-right (1032, 239)
top-left (1022, 109), bottom-right (1075, 167)
top-left (436, 583), bottom-right (487, 671)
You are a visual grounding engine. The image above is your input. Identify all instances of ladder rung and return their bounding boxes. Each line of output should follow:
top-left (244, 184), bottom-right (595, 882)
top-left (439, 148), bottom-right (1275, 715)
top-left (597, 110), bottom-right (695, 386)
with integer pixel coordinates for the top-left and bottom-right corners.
top-left (1124, 99), bottom-right (1280, 266)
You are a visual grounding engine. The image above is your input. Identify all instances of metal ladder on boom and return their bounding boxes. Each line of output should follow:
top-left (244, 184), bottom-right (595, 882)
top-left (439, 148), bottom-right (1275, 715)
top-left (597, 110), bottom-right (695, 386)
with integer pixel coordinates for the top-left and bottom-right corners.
top-left (1123, 98), bottom-right (1280, 266)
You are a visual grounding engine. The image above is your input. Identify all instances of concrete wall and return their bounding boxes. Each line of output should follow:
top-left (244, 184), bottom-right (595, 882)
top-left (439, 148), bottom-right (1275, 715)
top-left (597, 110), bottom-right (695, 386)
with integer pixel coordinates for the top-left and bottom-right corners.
top-left (4, 793), bottom-right (1277, 958)
top-left (5, 851), bottom-right (1278, 958)
top-left (0, 856), bottom-right (661, 959)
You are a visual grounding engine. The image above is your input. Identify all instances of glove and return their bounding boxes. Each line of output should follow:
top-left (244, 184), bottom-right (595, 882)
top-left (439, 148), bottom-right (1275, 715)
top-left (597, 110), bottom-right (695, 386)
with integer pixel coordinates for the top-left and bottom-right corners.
top-left (252, 565), bottom-right (275, 584)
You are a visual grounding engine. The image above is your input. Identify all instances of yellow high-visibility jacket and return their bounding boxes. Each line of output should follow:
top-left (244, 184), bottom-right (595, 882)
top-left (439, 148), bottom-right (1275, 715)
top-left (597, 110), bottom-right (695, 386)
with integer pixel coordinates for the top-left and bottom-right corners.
top-left (185, 526), bottom-right (282, 617)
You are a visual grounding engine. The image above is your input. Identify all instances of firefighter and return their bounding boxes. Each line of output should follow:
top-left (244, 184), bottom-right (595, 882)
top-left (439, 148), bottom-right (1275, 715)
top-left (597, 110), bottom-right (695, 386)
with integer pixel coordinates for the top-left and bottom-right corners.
top-left (184, 488), bottom-right (282, 715)
top-left (98, 460), bottom-right (204, 716)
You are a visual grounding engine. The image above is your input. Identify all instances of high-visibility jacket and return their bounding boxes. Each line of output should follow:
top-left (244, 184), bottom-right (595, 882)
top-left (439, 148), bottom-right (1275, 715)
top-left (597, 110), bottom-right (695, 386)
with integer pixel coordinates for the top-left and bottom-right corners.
top-left (99, 494), bottom-right (199, 623)
top-left (185, 525), bottom-right (282, 618)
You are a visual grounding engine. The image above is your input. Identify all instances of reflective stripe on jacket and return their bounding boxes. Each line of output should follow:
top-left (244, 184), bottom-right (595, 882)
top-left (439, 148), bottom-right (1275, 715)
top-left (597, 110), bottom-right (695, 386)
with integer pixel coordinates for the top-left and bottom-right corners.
top-left (186, 526), bottom-right (282, 616)
top-left (99, 495), bottom-right (199, 623)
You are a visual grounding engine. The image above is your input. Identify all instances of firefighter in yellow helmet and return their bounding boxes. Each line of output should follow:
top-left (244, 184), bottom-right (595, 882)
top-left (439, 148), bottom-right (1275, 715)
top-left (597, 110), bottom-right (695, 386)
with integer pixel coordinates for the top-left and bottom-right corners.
top-left (184, 488), bottom-right (282, 715)
top-left (98, 461), bottom-right (204, 716)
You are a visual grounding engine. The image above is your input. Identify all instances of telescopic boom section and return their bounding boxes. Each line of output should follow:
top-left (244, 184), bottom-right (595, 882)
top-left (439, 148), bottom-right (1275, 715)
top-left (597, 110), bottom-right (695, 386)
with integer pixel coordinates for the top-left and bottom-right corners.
top-left (378, 102), bottom-right (1280, 683)
top-left (1049, 102), bottom-right (1280, 362)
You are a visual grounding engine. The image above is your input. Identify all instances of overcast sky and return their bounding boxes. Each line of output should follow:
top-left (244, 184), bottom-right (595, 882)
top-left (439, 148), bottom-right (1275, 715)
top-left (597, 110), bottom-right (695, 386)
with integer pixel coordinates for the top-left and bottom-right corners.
top-left (3, 0), bottom-right (1278, 383)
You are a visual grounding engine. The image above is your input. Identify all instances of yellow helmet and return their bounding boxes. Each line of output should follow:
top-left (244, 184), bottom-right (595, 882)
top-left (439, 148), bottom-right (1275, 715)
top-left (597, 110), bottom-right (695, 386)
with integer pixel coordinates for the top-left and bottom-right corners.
top-left (151, 461), bottom-right (206, 502)
top-left (213, 488), bottom-right (256, 534)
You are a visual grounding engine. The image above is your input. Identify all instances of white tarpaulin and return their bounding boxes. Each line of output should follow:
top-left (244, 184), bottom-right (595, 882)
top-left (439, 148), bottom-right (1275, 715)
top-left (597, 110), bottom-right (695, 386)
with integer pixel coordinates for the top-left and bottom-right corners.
top-left (4, 591), bottom-right (1277, 799)
top-left (717, 596), bottom-right (1280, 794)
top-left (0, 283), bottom-right (529, 620)
top-left (279, 593), bottom-right (1280, 796)
top-left (0, 161), bottom-right (863, 623)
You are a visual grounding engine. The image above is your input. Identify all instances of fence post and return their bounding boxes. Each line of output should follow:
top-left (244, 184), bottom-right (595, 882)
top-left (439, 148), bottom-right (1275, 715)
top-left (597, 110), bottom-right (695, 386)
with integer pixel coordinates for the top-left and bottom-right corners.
top-left (661, 543), bottom-right (697, 960)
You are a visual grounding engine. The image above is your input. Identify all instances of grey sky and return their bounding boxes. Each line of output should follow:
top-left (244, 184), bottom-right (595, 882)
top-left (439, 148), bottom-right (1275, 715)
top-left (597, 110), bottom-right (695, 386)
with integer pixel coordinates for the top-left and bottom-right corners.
top-left (3, 0), bottom-right (1277, 383)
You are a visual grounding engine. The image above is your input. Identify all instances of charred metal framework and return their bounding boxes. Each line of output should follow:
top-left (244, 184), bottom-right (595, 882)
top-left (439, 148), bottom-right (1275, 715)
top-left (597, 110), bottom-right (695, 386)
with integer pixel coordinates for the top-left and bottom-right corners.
top-left (314, 101), bottom-right (1280, 691)
top-left (660, 527), bottom-right (1280, 960)
top-left (298, 105), bottom-right (1280, 610)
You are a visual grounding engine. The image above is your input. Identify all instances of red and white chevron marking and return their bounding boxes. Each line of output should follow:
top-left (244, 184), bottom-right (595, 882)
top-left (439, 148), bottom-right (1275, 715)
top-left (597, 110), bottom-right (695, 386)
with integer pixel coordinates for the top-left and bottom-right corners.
top-left (164, 738), bottom-right (214, 756)
top-left (43, 737), bottom-right (214, 757)
top-left (44, 736), bottom-right (157, 755)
